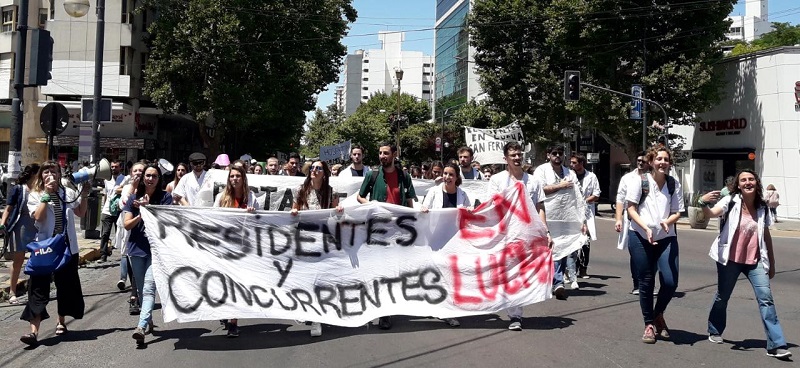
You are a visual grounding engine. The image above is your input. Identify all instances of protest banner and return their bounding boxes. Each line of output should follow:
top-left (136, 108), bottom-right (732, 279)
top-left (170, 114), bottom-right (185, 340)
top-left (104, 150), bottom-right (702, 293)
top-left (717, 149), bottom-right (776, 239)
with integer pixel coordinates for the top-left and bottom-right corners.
top-left (194, 170), bottom-right (492, 210)
top-left (319, 140), bottom-right (352, 162)
top-left (142, 182), bottom-right (552, 327)
top-left (543, 183), bottom-right (588, 260)
top-left (463, 123), bottom-right (525, 165)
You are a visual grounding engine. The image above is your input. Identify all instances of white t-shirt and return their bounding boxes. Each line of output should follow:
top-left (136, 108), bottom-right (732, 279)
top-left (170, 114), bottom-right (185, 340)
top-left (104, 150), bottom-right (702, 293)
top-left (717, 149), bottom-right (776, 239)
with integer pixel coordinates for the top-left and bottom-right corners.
top-left (100, 174), bottom-right (123, 216)
top-left (624, 173), bottom-right (684, 241)
top-left (532, 163), bottom-right (579, 192)
top-left (173, 170), bottom-right (207, 206)
top-left (489, 171), bottom-right (545, 204)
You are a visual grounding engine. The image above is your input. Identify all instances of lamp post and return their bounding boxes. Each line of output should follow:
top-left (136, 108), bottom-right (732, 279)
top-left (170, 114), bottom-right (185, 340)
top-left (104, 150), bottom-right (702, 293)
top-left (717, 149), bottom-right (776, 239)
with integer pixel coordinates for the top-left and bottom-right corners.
top-left (394, 67), bottom-right (403, 158)
top-left (65, 0), bottom-right (104, 163)
top-left (440, 106), bottom-right (454, 163)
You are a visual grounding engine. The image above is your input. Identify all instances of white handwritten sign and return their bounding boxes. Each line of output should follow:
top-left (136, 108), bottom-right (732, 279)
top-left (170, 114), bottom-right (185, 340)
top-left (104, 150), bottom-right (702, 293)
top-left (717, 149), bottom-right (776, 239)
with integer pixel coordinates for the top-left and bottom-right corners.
top-left (463, 123), bottom-right (525, 164)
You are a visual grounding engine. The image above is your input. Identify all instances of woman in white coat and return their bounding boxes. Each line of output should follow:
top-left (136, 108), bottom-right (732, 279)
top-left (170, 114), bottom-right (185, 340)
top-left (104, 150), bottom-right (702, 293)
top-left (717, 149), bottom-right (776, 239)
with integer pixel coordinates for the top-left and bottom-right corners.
top-left (421, 163), bottom-right (470, 327)
top-left (699, 169), bottom-right (791, 360)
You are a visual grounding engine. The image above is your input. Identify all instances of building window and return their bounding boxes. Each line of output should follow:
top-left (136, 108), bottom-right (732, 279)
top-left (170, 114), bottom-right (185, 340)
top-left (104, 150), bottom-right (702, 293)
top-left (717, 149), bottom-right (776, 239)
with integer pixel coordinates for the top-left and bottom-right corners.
top-left (423, 81), bottom-right (430, 85)
top-left (39, 8), bottom-right (48, 28)
top-left (121, 0), bottom-right (134, 24)
top-left (362, 77), bottom-right (368, 81)
top-left (729, 27), bottom-right (741, 34)
top-left (362, 87), bottom-right (368, 90)
top-left (362, 96), bottom-right (368, 100)
top-left (120, 47), bottom-right (134, 75)
top-left (423, 63), bottom-right (431, 68)
top-left (363, 59), bottom-right (369, 63)
top-left (362, 68), bottom-right (368, 72)
top-left (49, 0), bottom-right (55, 20)
top-left (2, 7), bottom-right (16, 33)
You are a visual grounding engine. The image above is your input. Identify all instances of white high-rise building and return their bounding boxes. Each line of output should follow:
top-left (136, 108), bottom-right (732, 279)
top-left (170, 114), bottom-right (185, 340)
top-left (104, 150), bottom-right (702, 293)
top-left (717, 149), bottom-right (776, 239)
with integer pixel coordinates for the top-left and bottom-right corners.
top-left (337, 32), bottom-right (433, 116)
top-left (726, 0), bottom-right (772, 42)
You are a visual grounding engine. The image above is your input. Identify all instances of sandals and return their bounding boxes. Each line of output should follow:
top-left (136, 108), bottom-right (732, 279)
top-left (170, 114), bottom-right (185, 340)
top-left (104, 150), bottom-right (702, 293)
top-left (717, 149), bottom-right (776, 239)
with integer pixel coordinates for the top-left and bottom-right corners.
top-left (55, 324), bottom-right (68, 336)
top-left (20, 333), bottom-right (37, 346)
top-left (8, 295), bottom-right (21, 305)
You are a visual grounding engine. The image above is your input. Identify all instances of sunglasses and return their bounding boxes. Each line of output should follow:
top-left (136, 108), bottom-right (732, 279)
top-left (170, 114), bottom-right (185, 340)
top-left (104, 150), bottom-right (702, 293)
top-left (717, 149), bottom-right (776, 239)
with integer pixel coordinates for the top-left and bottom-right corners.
top-left (191, 160), bottom-right (205, 165)
top-left (550, 151), bottom-right (563, 156)
top-left (311, 166), bottom-right (324, 172)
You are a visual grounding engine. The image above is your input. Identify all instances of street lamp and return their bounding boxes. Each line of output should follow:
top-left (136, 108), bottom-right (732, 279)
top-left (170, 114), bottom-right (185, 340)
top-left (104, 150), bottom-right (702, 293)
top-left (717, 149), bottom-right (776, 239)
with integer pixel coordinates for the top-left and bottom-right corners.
top-left (394, 67), bottom-right (403, 158)
top-left (440, 106), bottom-right (454, 163)
top-left (65, 0), bottom-right (105, 163)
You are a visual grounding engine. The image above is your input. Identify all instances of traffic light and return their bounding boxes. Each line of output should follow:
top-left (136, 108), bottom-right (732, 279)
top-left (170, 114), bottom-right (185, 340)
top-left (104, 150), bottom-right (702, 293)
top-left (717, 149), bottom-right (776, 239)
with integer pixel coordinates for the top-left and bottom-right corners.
top-left (564, 71), bottom-right (580, 101)
top-left (30, 29), bottom-right (54, 86)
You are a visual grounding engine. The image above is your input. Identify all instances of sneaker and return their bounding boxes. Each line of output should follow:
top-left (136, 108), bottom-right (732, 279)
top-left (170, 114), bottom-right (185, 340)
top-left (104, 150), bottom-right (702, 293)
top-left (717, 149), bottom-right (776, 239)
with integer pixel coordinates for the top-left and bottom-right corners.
top-left (226, 323), bottom-right (240, 338)
top-left (642, 324), bottom-right (656, 344)
top-left (708, 335), bottom-right (723, 344)
top-left (767, 348), bottom-right (792, 359)
top-left (378, 316), bottom-right (392, 330)
top-left (98, 255), bottom-right (107, 263)
top-left (310, 322), bottom-right (322, 337)
top-left (129, 300), bottom-right (140, 315)
top-left (579, 270), bottom-right (590, 279)
top-left (442, 318), bottom-right (460, 327)
top-left (653, 288), bottom-right (659, 296)
top-left (570, 280), bottom-right (580, 290)
top-left (653, 314), bottom-right (670, 340)
top-left (508, 317), bottom-right (522, 331)
top-left (631, 288), bottom-right (640, 295)
top-left (220, 319), bottom-right (228, 330)
top-left (553, 285), bottom-right (567, 300)
top-left (132, 327), bottom-right (145, 345)
top-left (117, 280), bottom-right (126, 291)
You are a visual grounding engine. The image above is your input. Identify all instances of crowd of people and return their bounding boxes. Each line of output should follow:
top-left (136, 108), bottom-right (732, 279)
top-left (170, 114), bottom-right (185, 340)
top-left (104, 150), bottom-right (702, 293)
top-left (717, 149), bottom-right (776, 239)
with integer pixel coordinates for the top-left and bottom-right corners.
top-left (0, 141), bottom-right (790, 360)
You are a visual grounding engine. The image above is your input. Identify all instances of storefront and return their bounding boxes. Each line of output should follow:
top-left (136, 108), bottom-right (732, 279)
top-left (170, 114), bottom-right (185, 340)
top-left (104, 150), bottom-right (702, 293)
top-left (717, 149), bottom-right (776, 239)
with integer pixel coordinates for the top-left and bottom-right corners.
top-left (686, 46), bottom-right (800, 219)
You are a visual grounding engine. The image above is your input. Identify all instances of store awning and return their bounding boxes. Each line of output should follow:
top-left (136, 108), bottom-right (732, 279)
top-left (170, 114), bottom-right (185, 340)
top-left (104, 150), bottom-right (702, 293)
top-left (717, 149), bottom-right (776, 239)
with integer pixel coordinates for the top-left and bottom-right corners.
top-left (691, 148), bottom-right (755, 160)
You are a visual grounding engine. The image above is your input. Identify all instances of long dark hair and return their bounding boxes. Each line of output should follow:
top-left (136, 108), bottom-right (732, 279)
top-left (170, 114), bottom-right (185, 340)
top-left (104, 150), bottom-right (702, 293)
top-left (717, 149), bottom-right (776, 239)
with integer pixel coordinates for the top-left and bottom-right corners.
top-left (135, 164), bottom-right (166, 204)
top-left (296, 161), bottom-right (333, 209)
top-left (445, 163), bottom-right (462, 187)
top-left (219, 166), bottom-right (249, 208)
top-left (172, 162), bottom-right (188, 186)
top-left (18, 164), bottom-right (40, 187)
top-left (730, 169), bottom-right (766, 209)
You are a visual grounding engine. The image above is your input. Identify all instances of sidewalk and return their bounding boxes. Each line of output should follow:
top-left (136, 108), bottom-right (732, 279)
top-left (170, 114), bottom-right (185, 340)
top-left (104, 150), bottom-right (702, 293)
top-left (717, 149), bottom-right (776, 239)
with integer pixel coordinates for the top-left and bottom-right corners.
top-left (0, 218), bottom-right (103, 301)
top-left (595, 203), bottom-right (800, 234)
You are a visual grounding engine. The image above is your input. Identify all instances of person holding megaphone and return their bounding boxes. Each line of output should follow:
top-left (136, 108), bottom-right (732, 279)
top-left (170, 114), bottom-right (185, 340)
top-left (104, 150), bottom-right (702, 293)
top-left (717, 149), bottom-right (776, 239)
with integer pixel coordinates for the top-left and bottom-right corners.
top-left (19, 161), bottom-right (91, 346)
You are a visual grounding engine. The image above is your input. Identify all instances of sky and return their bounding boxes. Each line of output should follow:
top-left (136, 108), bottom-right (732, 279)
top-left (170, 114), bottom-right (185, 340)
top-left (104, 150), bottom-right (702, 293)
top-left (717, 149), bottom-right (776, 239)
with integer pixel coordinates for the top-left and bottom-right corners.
top-left (312, 0), bottom-right (800, 113)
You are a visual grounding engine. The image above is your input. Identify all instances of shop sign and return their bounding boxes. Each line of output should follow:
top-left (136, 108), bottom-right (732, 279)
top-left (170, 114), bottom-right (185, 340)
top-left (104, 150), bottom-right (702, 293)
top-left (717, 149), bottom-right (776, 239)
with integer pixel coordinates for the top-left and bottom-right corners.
top-left (697, 118), bottom-right (747, 136)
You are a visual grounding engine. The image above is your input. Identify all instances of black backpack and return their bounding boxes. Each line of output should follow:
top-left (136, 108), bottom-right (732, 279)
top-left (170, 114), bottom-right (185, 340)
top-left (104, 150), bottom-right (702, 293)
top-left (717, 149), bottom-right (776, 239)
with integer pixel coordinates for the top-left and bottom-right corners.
top-left (639, 173), bottom-right (676, 205)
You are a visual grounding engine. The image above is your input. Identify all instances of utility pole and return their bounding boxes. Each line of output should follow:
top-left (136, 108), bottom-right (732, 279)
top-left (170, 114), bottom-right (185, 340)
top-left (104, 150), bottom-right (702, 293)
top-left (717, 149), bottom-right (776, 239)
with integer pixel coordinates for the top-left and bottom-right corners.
top-left (91, 0), bottom-right (105, 163)
top-left (9, 0), bottom-right (30, 179)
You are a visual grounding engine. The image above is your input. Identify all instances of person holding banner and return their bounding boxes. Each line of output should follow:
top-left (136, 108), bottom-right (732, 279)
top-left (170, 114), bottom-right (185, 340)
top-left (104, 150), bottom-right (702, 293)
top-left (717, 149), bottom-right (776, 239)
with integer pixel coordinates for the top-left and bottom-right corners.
top-left (625, 147), bottom-right (683, 344)
top-left (457, 147), bottom-right (483, 180)
top-left (213, 166), bottom-right (257, 338)
top-left (117, 161), bottom-right (146, 314)
top-left (124, 164), bottom-right (174, 346)
top-left (357, 142), bottom-right (417, 330)
top-left (339, 145), bottom-right (371, 178)
top-left (421, 163), bottom-right (471, 328)
top-left (489, 142), bottom-right (548, 331)
top-left (290, 161), bottom-right (341, 337)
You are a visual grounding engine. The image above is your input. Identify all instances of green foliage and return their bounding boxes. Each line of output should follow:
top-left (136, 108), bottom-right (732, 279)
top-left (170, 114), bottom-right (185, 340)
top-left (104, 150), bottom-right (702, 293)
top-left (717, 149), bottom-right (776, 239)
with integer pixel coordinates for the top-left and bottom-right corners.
top-left (729, 22), bottom-right (800, 57)
top-left (334, 92), bottom-right (431, 165)
top-left (302, 105), bottom-right (345, 158)
top-left (470, 0), bottom-right (736, 159)
top-left (141, 0), bottom-right (356, 155)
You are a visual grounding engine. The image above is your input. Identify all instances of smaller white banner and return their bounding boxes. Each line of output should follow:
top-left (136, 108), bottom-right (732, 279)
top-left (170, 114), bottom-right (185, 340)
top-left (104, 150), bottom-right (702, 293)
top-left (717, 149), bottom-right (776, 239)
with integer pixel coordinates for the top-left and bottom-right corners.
top-left (319, 140), bottom-right (352, 162)
top-left (464, 123), bottom-right (525, 165)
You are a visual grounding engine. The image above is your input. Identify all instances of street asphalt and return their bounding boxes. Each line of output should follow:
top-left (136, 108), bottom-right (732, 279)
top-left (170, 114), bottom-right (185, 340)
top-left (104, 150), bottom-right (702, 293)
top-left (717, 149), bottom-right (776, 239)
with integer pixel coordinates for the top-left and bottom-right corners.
top-left (0, 215), bottom-right (797, 368)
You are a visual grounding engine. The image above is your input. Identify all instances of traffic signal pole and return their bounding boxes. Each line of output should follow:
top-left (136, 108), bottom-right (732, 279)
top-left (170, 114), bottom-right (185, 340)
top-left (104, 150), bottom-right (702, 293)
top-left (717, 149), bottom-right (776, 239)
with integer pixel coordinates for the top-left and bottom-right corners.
top-left (9, 0), bottom-right (29, 179)
top-left (580, 82), bottom-right (669, 149)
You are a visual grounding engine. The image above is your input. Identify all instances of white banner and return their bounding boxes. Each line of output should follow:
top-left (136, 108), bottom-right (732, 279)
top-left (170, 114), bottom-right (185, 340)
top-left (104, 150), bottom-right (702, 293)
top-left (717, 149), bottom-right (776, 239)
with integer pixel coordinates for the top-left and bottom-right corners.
top-left (463, 123), bottom-right (525, 165)
top-left (142, 183), bottom-right (552, 327)
top-left (319, 140), bottom-right (351, 162)
top-left (193, 170), bottom-right (493, 210)
top-left (544, 184), bottom-right (588, 260)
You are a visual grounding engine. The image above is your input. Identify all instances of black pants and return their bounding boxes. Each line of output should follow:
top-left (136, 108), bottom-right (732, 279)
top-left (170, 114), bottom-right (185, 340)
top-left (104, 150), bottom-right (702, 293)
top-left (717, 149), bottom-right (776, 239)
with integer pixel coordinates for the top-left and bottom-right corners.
top-left (577, 239), bottom-right (590, 273)
top-left (21, 255), bottom-right (85, 322)
top-left (99, 213), bottom-right (119, 256)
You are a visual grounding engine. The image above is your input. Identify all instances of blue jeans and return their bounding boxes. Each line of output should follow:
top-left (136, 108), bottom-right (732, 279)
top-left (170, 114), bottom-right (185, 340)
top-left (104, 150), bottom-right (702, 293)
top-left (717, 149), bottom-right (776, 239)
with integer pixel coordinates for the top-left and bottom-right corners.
top-left (628, 231), bottom-right (679, 325)
top-left (708, 261), bottom-right (787, 350)
top-left (129, 255), bottom-right (156, 329)
top-left (553, 257), bottom-right (567, 289)
top-left (566, 251), bottom-right (578, 281)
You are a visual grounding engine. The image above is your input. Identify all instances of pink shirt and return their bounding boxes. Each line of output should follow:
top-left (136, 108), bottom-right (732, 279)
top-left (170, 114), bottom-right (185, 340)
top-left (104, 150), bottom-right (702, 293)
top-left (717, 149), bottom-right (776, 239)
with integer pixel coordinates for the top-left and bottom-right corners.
top-left (728, 209), bottom-right (759, 265)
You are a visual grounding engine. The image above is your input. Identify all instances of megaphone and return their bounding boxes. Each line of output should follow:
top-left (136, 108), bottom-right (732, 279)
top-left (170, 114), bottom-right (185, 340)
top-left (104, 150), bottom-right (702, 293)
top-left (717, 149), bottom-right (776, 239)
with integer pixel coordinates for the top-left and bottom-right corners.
top-left (158, 158), bottom-right (174, 175)
top-left (62, 158), bottom-right (112, 191)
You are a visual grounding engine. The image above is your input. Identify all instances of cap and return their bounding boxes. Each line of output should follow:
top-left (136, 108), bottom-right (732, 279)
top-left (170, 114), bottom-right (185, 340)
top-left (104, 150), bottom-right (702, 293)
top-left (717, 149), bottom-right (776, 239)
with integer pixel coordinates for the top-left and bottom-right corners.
top-left (189, 152), bottom-right (206, 162)
top-left (250, 159), bottom-right (258, 165)
top-left (213, 154), bottom-right (230, 167)
top-left (240, 154), bottom-right (253, 162)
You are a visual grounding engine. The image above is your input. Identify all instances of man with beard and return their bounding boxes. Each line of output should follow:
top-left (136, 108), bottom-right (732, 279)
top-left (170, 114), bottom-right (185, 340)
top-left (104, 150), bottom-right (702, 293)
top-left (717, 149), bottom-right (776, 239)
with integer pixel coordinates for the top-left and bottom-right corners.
top-left (357, 142), bottom-right (416, 330)
top-left (489, 141), bottom-right (549, 331)
top-left (174, 152), bottom-right (207, 206)
top-left (569, 153), bottom-right (601, 280)
top-left (533, 145), bottom-right (584, 301)
top-left (339, 145), bottom-right (372, 178)
top-left (280, 152), bottom-right (305, 176)
top-left (265, 157), bottom-right (280, 175)
top-left (457, 147), bottom-right (483, 180)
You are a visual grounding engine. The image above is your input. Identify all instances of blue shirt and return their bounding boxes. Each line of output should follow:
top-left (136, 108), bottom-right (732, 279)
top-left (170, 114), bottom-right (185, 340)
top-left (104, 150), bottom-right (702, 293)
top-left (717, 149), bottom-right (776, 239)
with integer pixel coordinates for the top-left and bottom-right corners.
top-left (124, 192), bottom-right (173, 257)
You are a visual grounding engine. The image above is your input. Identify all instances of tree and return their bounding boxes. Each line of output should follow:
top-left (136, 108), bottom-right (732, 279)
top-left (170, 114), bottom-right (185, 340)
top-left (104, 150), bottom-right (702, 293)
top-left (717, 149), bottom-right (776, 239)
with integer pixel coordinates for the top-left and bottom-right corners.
top-left (335, 92), bottom-right (431, 165)
top-left (469, 0), bottom-right (736, 159)
top-left (730, 22), bottom-right (800, 57)
top-left (302, 104), bottom-right (345, 158)
top-left (142, 0), bottom-right (356, 156)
